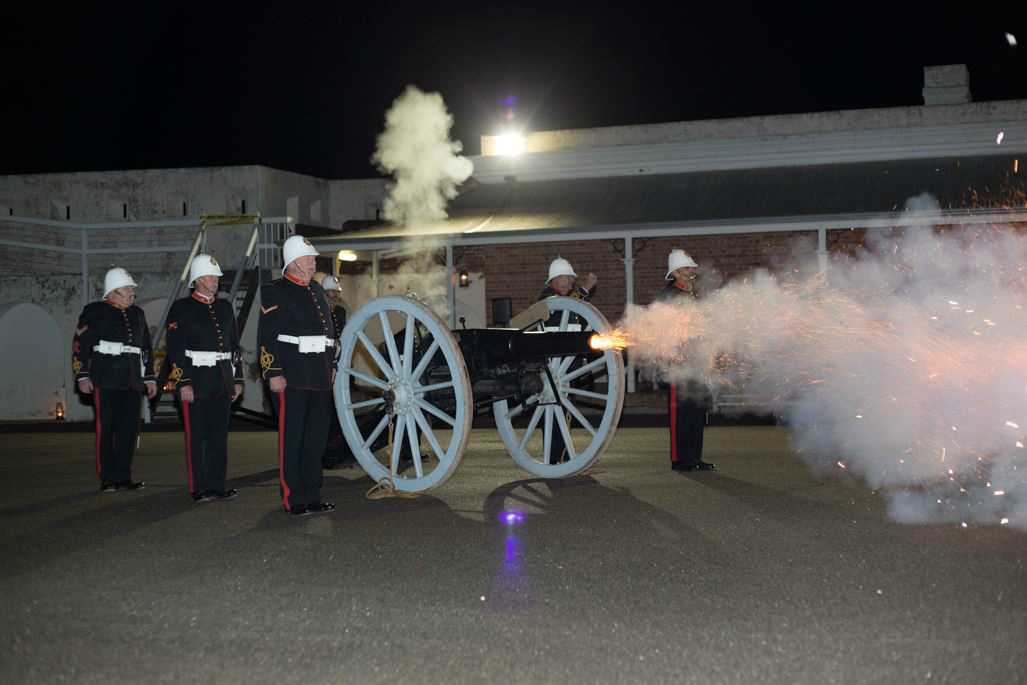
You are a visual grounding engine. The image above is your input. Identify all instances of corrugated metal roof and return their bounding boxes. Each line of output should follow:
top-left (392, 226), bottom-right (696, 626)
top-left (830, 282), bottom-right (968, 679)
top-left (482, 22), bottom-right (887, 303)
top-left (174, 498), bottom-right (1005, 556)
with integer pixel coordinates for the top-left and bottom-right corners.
top-left (331, 155), bottom-right (1024, 241)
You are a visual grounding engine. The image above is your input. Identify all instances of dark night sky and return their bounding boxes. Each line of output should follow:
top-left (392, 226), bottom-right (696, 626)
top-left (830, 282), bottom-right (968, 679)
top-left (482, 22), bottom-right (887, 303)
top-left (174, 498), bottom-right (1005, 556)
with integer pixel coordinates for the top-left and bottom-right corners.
top-left (6, 1), bottom-right (1026, 180)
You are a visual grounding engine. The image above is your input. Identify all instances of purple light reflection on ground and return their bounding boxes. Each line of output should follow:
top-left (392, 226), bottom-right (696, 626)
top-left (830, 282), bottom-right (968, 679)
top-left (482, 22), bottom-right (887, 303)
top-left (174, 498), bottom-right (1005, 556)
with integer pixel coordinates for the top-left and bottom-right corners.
top-left (500, 510), bottom-right (526, 525)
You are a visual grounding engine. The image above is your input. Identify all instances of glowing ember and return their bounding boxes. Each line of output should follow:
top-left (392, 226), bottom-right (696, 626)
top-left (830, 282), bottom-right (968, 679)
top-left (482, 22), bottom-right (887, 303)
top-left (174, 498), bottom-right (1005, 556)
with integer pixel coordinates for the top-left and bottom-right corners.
top-left (1006, 32), bottom-right (1017, 46)
top-left (996, 131), bottom-right (1005, 145)
top-left (1006, 421), bottom-right (1019, 429)
top-left (589, 331), bottom-right (630, 350)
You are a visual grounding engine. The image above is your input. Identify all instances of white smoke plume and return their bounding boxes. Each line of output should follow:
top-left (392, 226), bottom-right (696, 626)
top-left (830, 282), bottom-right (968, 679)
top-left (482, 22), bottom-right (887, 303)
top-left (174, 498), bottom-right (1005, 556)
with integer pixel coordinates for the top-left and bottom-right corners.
top-left (371, 85), bottom-right (473, 307)
top-left (618, 200), bottom-right (1027, 530)
top-left (372, 84), bottom-right (473, 238)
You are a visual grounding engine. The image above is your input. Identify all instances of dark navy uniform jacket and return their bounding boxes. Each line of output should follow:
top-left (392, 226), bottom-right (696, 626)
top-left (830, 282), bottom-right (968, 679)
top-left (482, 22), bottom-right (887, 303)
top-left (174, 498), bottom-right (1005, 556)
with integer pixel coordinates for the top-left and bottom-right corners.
top-left (329, 306), bottom-right (346, 340)
top-left (165, 291), bottom-right (244, 398)
top-left (656, 281), bottom-right (697, 303)
top-left (72, 301), bottom-right (157, 391)
top-left (256, 274), bottom-right (337, 391)
top-left (537, 284), bottom-right (594, 328)
top-left (656, 281), bottom-right (708, 397)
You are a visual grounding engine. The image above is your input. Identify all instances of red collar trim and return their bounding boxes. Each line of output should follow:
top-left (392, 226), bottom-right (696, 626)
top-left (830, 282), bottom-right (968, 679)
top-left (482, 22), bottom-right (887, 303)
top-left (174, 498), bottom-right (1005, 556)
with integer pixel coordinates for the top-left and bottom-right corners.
top-left (105, 299), bottom-right (126, 309)
top-left (673, 282), bottom-right (693, 292)
top-left (284, 272), bottom-right (310, 287)
top-left (192, 291), bottom-right (215, 304)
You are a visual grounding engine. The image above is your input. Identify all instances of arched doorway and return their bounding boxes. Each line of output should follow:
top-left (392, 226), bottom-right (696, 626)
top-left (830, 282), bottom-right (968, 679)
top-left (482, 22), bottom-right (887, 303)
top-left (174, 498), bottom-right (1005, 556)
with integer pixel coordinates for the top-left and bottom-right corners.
top-left (0, 302), bottom-right (65, 419)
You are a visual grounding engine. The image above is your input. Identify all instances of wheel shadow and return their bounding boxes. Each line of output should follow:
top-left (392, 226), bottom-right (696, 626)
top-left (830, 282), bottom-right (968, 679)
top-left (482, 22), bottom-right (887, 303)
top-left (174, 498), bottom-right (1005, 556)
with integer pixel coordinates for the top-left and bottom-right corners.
top-left (675, 470), bottom-right (837, 522)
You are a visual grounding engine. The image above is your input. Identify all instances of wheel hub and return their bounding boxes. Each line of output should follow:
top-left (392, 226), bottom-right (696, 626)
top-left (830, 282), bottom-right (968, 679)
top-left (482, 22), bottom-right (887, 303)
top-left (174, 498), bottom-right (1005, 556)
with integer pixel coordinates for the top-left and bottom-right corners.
top-left (388, 377), bottom-right (415, 414)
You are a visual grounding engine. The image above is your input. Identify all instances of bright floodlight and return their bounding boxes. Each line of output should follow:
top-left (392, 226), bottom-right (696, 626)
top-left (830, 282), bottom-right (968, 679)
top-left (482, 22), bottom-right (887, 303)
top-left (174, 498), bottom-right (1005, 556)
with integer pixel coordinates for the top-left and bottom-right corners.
top-left (495, 133), bottom-right (525, 156)
top-left (338, 250), bottom-right (357, 262)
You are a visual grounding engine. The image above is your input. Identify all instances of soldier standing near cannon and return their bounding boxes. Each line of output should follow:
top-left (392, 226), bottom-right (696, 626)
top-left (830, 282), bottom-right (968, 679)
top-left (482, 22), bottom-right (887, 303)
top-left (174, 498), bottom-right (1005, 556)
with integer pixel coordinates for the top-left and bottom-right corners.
top-left (165, 254), bottom-right (244, 502)
top-left (538, 257), bottom-right (598, 464)
top-left (72, 267), bottom-right (157, 492)
top-left (658, 249), bottom-right (714, 472)
top-left (319, 274), bottom-right (355, 469)
top-left (257, 236), bottom-right (338, 516)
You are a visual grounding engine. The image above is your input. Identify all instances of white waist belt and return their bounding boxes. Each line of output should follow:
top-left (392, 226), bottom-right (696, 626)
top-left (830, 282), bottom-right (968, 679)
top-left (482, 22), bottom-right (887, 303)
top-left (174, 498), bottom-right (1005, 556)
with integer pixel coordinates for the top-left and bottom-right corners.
top-left (277, 334), bottom-right (335, 353)
top-left (186, 350), bottom-right (232, 367)
top-left (94, 340), bottom-right (142, 355)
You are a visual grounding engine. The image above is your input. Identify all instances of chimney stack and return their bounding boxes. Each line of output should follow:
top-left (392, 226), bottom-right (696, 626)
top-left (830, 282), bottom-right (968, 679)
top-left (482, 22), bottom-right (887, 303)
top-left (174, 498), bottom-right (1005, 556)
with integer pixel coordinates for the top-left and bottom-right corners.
top-left (922, 64), bottom-right (971, 105)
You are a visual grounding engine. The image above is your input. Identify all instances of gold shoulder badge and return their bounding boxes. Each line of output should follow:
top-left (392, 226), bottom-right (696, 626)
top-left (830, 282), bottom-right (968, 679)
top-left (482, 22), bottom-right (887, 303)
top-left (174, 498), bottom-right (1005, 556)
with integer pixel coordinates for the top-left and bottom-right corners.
top-left (73, 358), bottom-right (83, 373)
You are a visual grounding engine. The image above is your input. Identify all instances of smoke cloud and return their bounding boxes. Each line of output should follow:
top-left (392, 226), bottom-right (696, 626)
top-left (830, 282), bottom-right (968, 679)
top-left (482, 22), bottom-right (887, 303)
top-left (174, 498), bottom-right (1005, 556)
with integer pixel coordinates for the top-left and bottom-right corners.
top-left (620, 200), bottom-right (1027, 530)
top-left (371, 85), bottom-right (473, 307)
top-left (372, 85), bottom-right (473, 239)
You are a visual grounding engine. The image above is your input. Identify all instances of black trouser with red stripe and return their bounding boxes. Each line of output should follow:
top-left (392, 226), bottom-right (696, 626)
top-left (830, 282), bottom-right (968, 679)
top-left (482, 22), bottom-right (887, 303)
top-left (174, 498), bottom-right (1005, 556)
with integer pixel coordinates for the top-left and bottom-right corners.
top-left (270, 388), bottom-right (330, 510)
top-left (181, 392), bottom-right (231, 494)
top-left (668, 381), bottom-right (707, 466)
top-left (93, 387), bottom-right (142, 483)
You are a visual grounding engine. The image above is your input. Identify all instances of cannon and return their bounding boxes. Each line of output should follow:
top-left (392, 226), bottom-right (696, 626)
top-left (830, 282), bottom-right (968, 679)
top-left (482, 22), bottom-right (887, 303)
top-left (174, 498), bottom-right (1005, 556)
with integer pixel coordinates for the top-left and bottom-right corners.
top-left (334, 295), bottom-right (625, 493)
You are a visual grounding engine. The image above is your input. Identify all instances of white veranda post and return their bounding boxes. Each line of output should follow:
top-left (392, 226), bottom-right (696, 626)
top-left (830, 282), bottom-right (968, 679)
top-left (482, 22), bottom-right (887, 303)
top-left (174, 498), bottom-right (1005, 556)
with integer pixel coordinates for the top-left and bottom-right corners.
top-left (335, 296), bottom-right (472, 493)
top-left (493, 296), bottom-right (625, 477)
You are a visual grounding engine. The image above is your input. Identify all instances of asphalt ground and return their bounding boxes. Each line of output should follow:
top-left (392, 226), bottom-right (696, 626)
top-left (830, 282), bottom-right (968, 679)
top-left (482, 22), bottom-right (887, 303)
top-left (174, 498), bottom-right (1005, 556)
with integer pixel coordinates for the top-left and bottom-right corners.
top-left (0, 426), bottom-right (1024, 685)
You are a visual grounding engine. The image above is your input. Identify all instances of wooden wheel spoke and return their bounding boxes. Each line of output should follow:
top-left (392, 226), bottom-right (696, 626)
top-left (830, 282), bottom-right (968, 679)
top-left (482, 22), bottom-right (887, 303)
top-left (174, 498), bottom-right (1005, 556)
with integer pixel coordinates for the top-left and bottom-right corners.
top-left (553, 408), bottom-right (577, 459)
top-left (356, 330), bottom-right (395, 380)
top-left (414, 398), bottom-right (455, 426)
top-left (562, 356), bottom-right (607, 383)
top-left (412, 406), bottom-right (446, 461)
top-left (560, 395), bottom-right (596, 436)
top-left (518, 405), bottom-right (545, 450)
top-left (343, 366), bottom-right (389, 391)
top-left (379, 312), bottom-right (402, 374)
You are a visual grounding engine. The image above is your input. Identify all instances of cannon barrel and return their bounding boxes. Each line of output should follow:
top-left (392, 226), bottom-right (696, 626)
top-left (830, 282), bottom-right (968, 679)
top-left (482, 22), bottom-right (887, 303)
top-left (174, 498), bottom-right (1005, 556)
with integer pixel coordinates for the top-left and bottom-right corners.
top-left (457, 328), bottom-right (599, 363)
top-left (510, 330), bottom-right (598, 359)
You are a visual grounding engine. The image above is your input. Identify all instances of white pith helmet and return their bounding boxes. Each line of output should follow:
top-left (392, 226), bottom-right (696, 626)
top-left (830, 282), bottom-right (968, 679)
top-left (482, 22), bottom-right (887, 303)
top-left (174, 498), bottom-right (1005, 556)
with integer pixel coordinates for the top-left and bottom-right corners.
top-left (666, 249), bottom-right (699, 280)
top-left (547, 257), bottom-right (577, 284)
top-left (104, 267), bottom-right (138, 297)
top-left (321, 275), bottom-right (341, 291)
top-left (189, 254), bottom-right (223, 285)
top-left (282, 235), bottom-right (319, 275)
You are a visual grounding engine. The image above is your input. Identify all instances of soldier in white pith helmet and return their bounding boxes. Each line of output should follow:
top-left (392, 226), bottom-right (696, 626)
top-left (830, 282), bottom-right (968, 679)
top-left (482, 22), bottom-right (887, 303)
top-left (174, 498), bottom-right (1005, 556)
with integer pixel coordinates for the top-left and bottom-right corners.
top-left (315, 273), bottom-right (354, 469)
top-left (71, 267), bottom-right (158, 493)
top-left (536, 257), bottom-right (598, 464)
top-left (164, 254), bottom-right (244, 502)
top-left (257, 235), bottom-right (338, 516)
top-left (656, 249), bottom-right (714, 472)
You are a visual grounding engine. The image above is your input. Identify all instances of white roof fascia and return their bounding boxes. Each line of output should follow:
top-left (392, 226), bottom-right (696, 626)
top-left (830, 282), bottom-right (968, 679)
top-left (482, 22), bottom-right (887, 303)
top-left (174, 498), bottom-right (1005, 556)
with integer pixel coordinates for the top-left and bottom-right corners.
top-left (311, 208), bottom-right (1027, 252)
top-left (471, 121), bottom-right (1027, 184)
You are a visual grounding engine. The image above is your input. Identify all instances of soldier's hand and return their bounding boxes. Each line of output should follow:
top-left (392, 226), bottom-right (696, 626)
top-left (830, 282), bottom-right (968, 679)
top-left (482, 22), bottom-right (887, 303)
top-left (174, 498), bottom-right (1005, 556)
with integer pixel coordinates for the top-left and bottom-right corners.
top-left (269, 376), bottom-right (287, 393)
top-left (179, 385), bottom-right (194, 403)
top-left (146, 381), bottom-right (158, 399)
top-left (77, 378), bottom-right (93, 394)
top-left (232, 383), bottom-right (243, 402)
top-left (581, 272), bottom-right (598, 291)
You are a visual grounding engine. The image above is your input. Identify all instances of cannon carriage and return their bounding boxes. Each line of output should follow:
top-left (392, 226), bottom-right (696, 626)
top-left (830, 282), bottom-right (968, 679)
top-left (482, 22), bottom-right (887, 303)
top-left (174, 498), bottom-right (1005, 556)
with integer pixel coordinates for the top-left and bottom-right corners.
top-left (334, 295), bottom-right (625, 493)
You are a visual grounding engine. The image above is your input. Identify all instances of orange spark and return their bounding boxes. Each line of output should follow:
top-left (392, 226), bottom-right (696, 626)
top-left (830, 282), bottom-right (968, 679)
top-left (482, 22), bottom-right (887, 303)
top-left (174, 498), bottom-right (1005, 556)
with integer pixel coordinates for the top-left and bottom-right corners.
top-left (589, 330), bottom-right (630, 351)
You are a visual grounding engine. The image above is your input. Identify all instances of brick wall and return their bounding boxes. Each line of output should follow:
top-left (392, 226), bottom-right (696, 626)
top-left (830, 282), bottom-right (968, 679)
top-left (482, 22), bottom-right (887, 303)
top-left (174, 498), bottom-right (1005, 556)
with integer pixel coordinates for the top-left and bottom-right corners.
top-left (465, 231), bottom-right (821, 326)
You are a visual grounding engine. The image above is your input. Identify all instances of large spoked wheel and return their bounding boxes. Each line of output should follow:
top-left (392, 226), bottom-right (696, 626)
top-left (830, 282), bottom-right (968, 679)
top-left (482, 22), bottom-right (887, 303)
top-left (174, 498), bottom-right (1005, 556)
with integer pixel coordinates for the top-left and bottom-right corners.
top-left (335, 296), bottom-right (472, 493)
top-left (493, 297), bottom-right (625, 477)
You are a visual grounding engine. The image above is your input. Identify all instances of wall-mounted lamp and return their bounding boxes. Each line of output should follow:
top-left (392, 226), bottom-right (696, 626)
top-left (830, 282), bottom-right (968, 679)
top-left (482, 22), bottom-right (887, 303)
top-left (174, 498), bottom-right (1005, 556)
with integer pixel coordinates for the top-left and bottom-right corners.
top-left (458, 269), bottom-right (470, 287)
top-left (338, 250), bottom-right (357, 262)
top-left (56, 402), bottom-right (65, 420)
